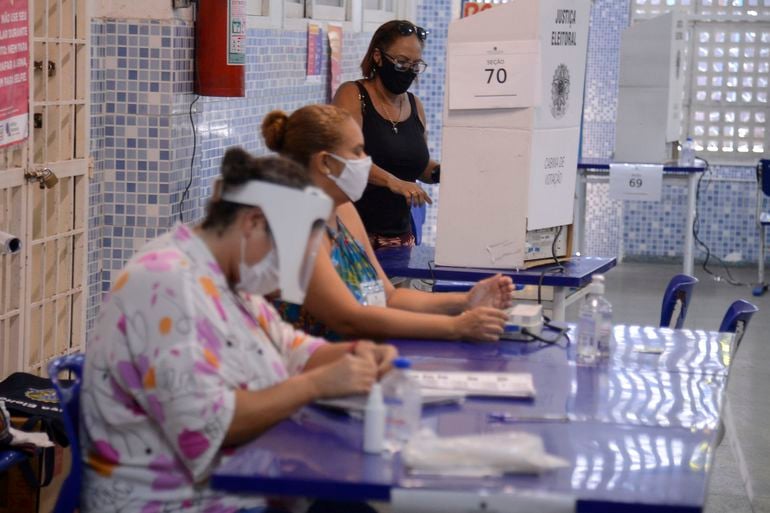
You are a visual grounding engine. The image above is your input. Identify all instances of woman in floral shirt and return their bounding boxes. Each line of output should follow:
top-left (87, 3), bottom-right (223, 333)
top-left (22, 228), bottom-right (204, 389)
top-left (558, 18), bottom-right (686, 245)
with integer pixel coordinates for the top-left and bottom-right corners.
top-left (81, 148), bottom-right (396, 513)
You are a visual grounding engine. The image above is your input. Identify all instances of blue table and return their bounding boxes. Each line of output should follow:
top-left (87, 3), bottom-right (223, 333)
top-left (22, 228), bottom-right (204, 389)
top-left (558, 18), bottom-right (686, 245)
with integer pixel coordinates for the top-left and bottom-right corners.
top-left (576, 159), bottom-right (707, 276)
top-left (212, 326), bottom-right (732, 512)
top-left (376, 245), bottom-right (616, 321)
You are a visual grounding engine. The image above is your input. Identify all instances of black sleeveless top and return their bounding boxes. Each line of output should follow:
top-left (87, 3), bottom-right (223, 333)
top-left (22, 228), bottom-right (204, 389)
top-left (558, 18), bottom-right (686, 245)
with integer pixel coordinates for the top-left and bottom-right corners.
top-left (354, 81), bottom-right (430, 236)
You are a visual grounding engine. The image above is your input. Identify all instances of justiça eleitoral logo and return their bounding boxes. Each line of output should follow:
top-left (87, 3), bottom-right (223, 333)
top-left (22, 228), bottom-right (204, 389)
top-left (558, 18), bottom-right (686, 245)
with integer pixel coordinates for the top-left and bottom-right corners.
top-left (551, 64), bottom-right (570, 119)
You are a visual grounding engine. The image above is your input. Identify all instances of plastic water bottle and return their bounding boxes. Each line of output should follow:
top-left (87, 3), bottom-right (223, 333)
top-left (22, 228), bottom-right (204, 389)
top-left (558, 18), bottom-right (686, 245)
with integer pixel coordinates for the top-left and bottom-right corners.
top-left (593, 275), bottom-right (613, 357)
top-left (381, 357), bottom-right (422, 451)
top-left (577, 275), bottom-right (612, 364)
top-left (679, 137), bottom-right (695, 166)
top-left (363, 383), bottom-right (385, 454)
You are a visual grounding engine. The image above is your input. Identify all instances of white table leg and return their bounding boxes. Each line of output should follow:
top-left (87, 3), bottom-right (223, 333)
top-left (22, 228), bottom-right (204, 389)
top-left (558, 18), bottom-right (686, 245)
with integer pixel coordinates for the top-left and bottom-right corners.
top-left (684, 173), bottom-right (698, 276)
top-left (575, 171), bottom-right (587, 255)
top-left (757, 224), bottom-right (765, 286)
top-left (552, 286), bottom-right (567, 322)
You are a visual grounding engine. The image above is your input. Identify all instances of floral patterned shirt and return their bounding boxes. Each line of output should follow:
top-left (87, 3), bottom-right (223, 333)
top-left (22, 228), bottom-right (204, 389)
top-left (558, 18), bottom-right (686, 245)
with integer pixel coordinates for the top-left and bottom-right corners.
top-left (81, 224), bottom-right (326, 513)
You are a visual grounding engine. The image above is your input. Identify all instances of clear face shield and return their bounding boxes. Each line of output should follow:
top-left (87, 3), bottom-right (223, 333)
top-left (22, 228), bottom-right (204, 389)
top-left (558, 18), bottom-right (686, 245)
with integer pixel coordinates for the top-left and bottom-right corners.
top-left (221, 180), bottom-right (333, 304)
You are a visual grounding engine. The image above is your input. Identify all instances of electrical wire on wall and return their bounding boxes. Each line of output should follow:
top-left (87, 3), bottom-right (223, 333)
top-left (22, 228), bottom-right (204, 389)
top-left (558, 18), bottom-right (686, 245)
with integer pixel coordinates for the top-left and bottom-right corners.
top-left (178, 0), bottom-right (199, 224)
top-left (178, 94), bottom-right (200, 223)
top-left (691, 157), bottom-right (748, 287)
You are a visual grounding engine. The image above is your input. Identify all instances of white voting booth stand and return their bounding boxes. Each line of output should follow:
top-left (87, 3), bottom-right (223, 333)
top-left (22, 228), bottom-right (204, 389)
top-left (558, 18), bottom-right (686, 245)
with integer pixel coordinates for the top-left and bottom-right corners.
top-left (435, 0), bottom-right (590, 269)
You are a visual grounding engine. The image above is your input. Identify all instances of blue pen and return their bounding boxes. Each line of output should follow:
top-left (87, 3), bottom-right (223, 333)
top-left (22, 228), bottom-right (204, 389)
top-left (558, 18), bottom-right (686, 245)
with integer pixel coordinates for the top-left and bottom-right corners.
top-left (487, 412), bottom-right (569, 423)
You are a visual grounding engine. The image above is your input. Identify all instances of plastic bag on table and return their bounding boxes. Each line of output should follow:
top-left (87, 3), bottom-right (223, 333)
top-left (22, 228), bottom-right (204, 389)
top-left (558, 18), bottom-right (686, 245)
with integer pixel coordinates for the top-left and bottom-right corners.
top-left (402, 429), bottom-right (569, 477)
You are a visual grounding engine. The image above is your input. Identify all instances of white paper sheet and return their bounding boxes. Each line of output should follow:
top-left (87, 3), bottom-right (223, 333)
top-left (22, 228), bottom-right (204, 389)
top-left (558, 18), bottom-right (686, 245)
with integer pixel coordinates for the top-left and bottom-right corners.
top-left (448, 41), bottom-right (541, 110)
top-left (609, 163), bottom-right (664, 202)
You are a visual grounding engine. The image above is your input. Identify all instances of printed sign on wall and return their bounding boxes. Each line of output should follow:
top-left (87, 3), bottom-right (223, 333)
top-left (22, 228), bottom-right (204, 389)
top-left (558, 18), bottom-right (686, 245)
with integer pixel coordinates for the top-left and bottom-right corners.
top-left (0, 0), bottom-right (29, 148)
top-left (609, 164), bottom-right (664, 202)
top-left (461, 1), bottom-right (496, 18)
top-left (328, 24), bottom-right (343, 100)
top-left (227, 0), bottom-right (246, 65)
top-left (307, 23), bottom-right (323, 83)
top-left (448, 41), bottom-right (541, 110)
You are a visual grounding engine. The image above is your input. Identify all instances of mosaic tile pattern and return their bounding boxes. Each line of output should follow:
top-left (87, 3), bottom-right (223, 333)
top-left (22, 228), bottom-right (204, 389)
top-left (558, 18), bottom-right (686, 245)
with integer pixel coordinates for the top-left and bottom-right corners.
top-left (88, 19), bottom-right (371, 331)
top-left (585, 183), bottom-right (625, 258)
top-left (414, 0), bottom-right (452, 246)
top-left (87, 22), bottom-right (107, 337)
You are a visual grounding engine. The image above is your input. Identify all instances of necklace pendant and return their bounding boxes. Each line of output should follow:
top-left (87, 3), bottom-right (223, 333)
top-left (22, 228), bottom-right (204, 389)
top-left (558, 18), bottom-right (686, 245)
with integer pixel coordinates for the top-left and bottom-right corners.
top-left (392, 125), bottom-right (398, 134)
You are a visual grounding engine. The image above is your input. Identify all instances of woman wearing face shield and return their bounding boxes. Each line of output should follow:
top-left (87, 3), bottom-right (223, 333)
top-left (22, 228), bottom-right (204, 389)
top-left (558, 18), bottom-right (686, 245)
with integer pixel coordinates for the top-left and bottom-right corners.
top-left (333, 20), bottom-right (438, 250)
top-left (264, 105), bottom-right (513, 342)
top-left (80, 148), bottom-right (397, 513)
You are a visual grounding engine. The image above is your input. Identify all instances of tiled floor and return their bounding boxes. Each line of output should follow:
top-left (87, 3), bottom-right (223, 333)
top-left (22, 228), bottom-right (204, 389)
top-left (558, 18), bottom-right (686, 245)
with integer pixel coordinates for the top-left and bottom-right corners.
top-left (588, 261), bottom-right (770, 513)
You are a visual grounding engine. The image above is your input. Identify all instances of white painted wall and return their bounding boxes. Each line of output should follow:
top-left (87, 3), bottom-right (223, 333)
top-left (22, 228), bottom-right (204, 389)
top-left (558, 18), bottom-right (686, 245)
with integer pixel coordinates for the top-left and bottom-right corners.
top-left (91, 0), bottom-right (194, 21)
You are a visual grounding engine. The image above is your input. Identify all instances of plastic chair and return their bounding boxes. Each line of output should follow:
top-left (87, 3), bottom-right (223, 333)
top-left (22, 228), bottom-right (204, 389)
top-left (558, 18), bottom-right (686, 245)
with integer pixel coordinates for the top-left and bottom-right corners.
top-left (753, 158), bottom-right (770, 296)
top-left (47, 353), bottom-right (85, 513)
top-left (659, 274), bottom-right (698, 329)
top-left (719, 299), bottom-right (759, 355)
top-left (410, 203), bottom-right (426, 246)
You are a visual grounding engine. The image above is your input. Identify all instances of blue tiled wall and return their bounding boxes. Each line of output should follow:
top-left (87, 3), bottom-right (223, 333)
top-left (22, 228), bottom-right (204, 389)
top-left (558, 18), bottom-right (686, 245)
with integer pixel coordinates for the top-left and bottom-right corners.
top-left (414, 0), bottom-right (452, 246)
top-left (87, 18), bottom-right (370, 335)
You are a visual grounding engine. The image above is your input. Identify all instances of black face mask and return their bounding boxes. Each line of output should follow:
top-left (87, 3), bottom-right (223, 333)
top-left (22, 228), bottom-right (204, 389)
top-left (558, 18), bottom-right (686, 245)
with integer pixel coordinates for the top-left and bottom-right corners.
top-left (377, 58), bottom-right (417, 95)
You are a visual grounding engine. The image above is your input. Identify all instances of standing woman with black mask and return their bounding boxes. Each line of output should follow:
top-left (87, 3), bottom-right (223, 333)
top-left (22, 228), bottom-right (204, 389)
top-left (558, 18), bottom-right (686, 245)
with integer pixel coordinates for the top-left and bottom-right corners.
top-left (333, 20), bottom-right (441, 250)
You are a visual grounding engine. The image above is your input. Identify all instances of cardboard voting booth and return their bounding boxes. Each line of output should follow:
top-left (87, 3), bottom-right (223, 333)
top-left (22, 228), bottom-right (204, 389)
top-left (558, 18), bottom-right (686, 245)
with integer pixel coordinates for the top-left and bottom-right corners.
top-left (615, 12), bottom-right (687, 163)
top-left (436, 0), bottom-right (590, 269)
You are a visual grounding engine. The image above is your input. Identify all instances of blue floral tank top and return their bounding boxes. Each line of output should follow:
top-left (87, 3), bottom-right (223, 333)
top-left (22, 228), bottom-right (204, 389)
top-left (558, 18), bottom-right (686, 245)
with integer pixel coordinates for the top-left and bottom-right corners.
top-left (274, 218), bottom-right (379, 340)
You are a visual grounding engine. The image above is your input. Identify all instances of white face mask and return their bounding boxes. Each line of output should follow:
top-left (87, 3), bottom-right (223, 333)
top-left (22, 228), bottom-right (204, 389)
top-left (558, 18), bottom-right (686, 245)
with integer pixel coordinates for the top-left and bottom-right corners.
top-left (326, 154), bottom-right (372, 202)
top-left (237, 236), bottom-right (280, 296)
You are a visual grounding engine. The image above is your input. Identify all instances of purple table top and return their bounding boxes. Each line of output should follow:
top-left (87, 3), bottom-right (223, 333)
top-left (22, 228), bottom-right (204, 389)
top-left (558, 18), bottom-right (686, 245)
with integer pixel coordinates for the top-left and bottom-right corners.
top-left (212, 325), bottom-right (731, 512)
top-left (393, 325), bottom-right (732, 377)
top-left (376, 245), bottom-right (616, 286)
top-left (213, 408), bottom-right (716, 511)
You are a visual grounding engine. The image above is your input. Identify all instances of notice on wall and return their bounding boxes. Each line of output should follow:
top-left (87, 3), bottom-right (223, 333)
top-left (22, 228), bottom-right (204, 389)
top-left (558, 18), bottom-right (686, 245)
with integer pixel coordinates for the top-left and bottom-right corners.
top-left (609, 164), bottom-right (664, 202)
top-left (0, 0), bottom-right (29, 148)
top-left (448, 40), bottom-right (541, 110)
top-left (328, 24), bottom-right (343, 100)
top-left (227, 0), bottom-right (246, 65)
top-left (306, 23), bottom-right (323, 83)
top-left (461, 1), bottom-right (496, 18)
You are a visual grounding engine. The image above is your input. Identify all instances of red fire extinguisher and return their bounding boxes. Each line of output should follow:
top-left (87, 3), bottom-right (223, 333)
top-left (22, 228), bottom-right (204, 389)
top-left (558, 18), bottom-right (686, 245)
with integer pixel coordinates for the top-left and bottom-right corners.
top-left (194, 0), bottom-right (246, 97)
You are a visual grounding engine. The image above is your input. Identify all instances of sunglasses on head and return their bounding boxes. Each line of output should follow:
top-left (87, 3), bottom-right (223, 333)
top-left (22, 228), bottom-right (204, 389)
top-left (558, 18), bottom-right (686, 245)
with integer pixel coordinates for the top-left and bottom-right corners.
top-left (397, 22), bottom-right (429, 41)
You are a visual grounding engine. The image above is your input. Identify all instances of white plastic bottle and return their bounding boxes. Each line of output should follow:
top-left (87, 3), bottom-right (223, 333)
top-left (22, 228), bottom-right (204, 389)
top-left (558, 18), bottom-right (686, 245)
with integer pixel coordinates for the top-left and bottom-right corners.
top-left (679, 137), bottom-right (695, 167)
top-left (363, 383), bottom-right (385, 454)
top-left (577, 275), bottom-right (612, 364)
top-left (380, 357), bottom-right (422, 451)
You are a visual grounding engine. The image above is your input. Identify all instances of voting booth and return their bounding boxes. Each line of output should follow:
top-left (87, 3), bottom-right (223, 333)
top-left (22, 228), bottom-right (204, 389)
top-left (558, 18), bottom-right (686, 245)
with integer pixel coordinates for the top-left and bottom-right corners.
top-left (435, 0), bottom-right (590, 269)
top-left (614, 12), bottom-right (688, 163)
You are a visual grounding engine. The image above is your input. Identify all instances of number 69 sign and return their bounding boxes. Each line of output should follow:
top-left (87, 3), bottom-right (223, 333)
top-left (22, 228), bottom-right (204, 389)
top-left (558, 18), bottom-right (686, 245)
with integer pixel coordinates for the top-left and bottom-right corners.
top-left (609, 164), bottom-right (664, 202)
top-left (448, 41), bottom-right (541, 111)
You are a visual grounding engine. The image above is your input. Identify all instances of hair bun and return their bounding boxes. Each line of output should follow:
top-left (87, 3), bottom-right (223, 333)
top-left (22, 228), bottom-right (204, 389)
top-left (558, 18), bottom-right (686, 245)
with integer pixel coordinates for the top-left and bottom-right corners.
top-left (262, 110), bottom-right (290, 152)
top-left (220, 147), bottom-right (254, 184)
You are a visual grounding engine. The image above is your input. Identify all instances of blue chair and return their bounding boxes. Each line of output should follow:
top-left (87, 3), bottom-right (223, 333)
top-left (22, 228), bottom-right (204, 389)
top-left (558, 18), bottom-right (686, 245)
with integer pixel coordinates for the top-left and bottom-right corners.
top-left (659, 274), bottom-right (698, 329)
top-left (718, 299), bottom-right (759, 354)
top-left (410, 203), bottom-right (426, 246)
top-left (47, 353), bottom-right (85, 513)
